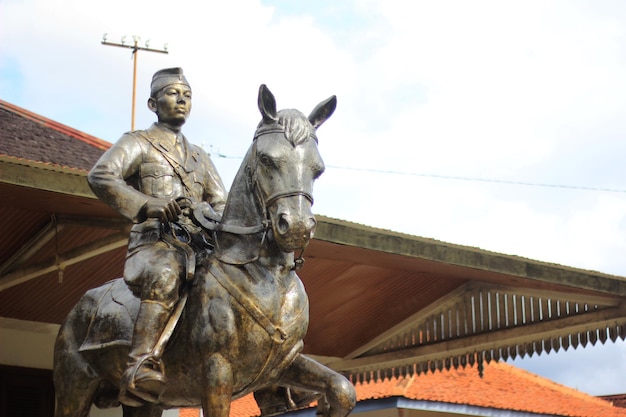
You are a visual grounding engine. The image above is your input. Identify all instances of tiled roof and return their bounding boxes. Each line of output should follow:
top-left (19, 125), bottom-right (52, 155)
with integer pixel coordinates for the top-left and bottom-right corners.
top-left (182, 362), bottom-right (626, 417)
top-left (0, 100), bottom-right (111, 171)
top-left (386, 362), bottom-right (626, 417)
top-left (179, 409), bottom-right (200, 417)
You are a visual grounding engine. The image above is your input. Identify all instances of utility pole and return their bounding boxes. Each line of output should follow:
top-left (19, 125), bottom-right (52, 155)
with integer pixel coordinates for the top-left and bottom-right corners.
top-left (101, 34), bottom-right (168, 130)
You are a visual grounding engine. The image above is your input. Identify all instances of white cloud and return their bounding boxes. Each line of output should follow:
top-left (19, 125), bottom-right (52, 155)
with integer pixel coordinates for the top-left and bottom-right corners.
top-left (3, 0), bottom-right (626, 396)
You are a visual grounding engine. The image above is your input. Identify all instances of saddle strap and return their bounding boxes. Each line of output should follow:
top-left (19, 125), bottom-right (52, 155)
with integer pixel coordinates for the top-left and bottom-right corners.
top-left (161, 224), bottom-right (196, 282)
top-left (210, 261), bottom-right (287, 343)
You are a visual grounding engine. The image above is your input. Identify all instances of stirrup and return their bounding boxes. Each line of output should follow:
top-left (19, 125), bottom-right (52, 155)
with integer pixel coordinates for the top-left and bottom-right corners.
top-left (119, 354), bottom-right (166, 405)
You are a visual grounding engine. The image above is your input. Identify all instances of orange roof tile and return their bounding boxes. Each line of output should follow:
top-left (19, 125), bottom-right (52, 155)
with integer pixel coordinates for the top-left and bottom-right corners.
top-left (179, 409), bottom-right (200, 417)
top-left (399, 362), bottom-right (625, 417)
top-left (212, 362), bottom-right (626, 417)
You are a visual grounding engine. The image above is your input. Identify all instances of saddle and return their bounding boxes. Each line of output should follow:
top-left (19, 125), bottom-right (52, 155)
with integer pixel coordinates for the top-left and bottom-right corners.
top-left (79, 278), bottom-right (138, 352)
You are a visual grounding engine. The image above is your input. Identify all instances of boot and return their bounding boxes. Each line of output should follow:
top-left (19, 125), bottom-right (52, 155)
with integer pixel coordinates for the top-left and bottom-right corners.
top-left (119, 300), bottom-right (172, 406)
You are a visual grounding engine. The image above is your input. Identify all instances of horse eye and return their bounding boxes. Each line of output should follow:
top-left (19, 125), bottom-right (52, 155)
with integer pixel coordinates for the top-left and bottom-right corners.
top-left (259, 154), bottom-right (274, 167)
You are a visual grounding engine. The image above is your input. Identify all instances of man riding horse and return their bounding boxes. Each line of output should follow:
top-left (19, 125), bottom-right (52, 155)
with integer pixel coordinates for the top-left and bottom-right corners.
top-left (88, 68), bottom-right (227, 406)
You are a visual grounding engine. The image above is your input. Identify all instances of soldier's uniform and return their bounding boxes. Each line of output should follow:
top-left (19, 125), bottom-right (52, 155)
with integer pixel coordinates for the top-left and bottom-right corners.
top-left (87, 68), bottom-right (226, 406)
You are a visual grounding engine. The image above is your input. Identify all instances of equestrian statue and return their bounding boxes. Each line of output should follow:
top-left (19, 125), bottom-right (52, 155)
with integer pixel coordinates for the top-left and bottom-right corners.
top-left (52, 70), bottom-right (356, 417)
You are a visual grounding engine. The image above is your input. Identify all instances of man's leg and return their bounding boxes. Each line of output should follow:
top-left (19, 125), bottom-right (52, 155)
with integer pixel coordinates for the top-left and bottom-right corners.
top-left (120, 300), bottom-right (172, 404)
top-left (120, 243), bottom-right (182, 406)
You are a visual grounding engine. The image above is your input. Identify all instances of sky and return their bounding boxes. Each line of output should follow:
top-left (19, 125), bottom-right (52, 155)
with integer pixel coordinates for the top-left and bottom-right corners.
top-left (2, 0), bottom-right (626, 397)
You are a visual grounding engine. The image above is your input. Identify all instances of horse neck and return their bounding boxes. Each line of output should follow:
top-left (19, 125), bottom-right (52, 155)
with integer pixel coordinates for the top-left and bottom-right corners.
top-left (257, 239), bottom-right (297, 276)
top-left (220, 145), bottom-right (262, 229)
top-left (213, 147), bottom-right (263, 265)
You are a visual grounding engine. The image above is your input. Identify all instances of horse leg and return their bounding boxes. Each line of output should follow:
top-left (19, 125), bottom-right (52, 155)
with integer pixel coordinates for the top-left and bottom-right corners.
top-left (54, 328), bottom-right (101, 417)
top-left (201, 353), bottom-right (234, 417)
top-left (122, 404), bottom-right (164, 417)
top-left (280, 355), bottom-right (355, 417)
top-left (53, 370), bottom-right (99, 417)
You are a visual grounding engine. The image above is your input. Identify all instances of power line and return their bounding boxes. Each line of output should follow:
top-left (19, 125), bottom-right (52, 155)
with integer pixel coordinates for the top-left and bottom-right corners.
top-left (211, 150), bottom-right (626, 194)
top-left (101, 33), bottom-right (168, 130)
top-left (326, 165), bottom-right (626, 194)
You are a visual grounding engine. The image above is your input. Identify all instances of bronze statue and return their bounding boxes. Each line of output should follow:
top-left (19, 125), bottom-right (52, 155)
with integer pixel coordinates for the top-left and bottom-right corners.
top-left (86, 68), bottom-right (227, 406)
top-left (53, 81), bottom-right (356, 417)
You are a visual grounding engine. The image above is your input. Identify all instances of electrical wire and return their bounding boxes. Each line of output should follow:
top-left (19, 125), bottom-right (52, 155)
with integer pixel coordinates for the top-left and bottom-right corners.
top-left (211, 150), bottom-right (626, 194)
top-left (326, 165), bottom-right (626, 194)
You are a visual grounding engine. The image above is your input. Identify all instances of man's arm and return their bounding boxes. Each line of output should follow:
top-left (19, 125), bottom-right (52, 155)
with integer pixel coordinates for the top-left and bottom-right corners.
top-left (88, 134), bottom-right (152, 223)
top-left (202, 152), bottom-right (228, 216)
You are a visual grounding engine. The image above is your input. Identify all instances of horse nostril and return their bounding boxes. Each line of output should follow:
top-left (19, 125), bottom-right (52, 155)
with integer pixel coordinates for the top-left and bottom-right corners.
top-left (278, 214), bottom-right (290, 235)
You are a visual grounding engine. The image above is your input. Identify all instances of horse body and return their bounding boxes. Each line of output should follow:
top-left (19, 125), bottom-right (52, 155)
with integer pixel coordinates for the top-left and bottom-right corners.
top-left (53, 85), bottom-right (356, 417)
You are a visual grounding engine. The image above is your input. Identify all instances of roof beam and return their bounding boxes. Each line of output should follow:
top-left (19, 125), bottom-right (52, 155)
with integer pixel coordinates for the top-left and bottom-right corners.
top-left (0, 232), bottom-right (128, 291)
top-left (345, 284), bottom-right (473, 360)
top-left (0, 219), bottom-right (65, 276)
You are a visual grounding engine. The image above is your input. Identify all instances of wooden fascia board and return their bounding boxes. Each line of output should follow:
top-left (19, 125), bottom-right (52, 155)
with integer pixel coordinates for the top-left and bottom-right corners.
top-left (0, 156), bottom-right (94, 198)
top-left (314, 216), bottom-right (626, 297)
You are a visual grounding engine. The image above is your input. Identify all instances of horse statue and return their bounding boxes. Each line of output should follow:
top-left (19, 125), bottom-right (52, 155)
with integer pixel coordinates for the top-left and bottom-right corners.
top-left (53, 85), bottom-right (356, 417)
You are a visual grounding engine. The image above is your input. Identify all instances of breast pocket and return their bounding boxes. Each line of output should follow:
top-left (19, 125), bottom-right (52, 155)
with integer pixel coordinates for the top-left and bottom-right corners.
top-left (188, 171), bottom-right (206, 200)
top-left (140, 162), bottom-right (174, 197)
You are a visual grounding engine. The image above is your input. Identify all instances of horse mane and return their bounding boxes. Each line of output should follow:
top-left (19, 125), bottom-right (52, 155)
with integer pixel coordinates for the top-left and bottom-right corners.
top-left (256, 109), bottom-right (317, 147)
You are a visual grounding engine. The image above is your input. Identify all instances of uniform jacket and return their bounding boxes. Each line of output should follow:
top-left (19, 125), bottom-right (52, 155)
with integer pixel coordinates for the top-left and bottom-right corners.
top-left (88, 123), bottom-right (227, 240)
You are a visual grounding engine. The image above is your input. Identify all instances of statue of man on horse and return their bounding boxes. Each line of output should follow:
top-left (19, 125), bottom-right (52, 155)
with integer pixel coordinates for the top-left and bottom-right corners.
top-left (54, 69), bottom-right (355, 417)
top-left (87, 67), bottom-right (227, 406)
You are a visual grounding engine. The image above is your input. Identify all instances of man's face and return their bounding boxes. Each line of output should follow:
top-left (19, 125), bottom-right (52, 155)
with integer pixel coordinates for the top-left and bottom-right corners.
top-left (151, 83), bottom-right (192, 126)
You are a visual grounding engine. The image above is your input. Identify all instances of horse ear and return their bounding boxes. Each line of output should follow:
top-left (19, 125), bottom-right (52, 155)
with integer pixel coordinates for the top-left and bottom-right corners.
top-left (309, 95), bottom-right (337, 129)
top-left (258, 84), bottom-right (278, 123)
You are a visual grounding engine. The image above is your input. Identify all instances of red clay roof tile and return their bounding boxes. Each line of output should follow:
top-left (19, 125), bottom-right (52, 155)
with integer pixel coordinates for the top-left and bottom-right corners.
top-left (205, 362), bottom-right (626, 417)
top-left (179, 409), bottom-right (200, 417)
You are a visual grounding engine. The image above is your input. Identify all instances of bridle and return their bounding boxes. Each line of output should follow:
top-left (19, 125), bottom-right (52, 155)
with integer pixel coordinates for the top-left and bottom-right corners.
top-left (245, 128), bottom-right (315, 269)
top-left (189, 125), bottom-right (314, 269)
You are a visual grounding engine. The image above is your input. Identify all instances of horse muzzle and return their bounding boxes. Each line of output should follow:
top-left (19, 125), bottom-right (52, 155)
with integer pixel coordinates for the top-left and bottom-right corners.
top-left (270, 200), bottom-right (317, 252)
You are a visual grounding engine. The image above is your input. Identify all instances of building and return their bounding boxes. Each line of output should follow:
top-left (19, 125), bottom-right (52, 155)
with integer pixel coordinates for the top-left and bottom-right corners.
top-left (2, 99), bottom-right (626, 416)
top-left (179, 361), bottom-right (626, 417)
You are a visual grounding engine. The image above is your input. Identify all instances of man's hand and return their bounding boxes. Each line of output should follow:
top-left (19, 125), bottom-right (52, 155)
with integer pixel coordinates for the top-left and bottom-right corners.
top-left (142, 197), bottom-right (183, 222)
top-left (196, 201), bottom-right (221, 221)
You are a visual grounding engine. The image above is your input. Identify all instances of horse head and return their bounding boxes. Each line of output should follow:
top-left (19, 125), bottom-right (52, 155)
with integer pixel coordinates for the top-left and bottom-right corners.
top-left (215, 85), bottom-right (336, 266)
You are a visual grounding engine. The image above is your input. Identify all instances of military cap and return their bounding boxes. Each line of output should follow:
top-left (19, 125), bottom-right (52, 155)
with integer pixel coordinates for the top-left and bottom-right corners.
top-left (150, 67), bottom-right (190, 96)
